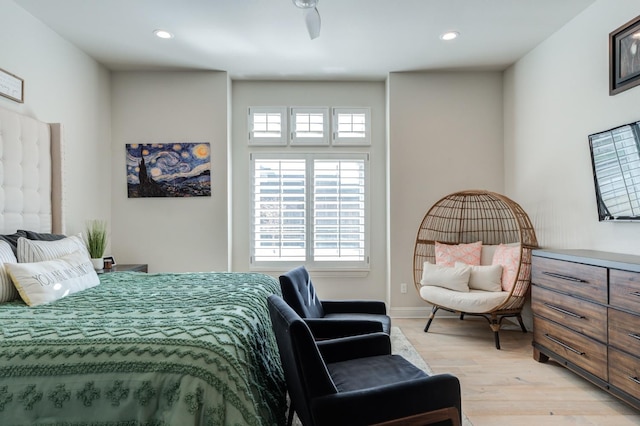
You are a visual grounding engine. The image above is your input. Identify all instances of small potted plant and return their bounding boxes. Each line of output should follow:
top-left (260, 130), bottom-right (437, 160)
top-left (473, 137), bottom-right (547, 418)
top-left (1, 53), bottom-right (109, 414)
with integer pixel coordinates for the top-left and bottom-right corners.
top-left (85, 219), bottom-right (108, 270)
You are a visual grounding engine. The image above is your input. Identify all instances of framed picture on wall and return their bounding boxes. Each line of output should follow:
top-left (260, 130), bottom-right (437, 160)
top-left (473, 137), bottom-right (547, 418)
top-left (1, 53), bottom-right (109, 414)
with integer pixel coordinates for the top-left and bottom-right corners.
top-left (610, 15), bottom-right (640, 95)
top-left (0, 67), bottom-right (24, 103)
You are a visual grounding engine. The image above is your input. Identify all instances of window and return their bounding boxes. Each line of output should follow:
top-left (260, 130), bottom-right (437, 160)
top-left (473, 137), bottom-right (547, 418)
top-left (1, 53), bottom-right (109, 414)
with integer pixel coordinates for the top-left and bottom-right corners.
top-left (251, 153), bottom-right (369, 270)
top-left (290, 107), bottom-right (329, 145)
top-left (332, 107), bottom-right (371, 146)
top-left (248, 107), bottom-right (287, 145)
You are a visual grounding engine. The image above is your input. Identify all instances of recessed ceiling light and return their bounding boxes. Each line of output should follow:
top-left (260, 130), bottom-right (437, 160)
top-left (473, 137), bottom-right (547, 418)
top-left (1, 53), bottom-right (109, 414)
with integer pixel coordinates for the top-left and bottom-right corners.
top-left (440, 31), bottom-right (459, 41)
top-left (154, 29), bottom-right (174, 39)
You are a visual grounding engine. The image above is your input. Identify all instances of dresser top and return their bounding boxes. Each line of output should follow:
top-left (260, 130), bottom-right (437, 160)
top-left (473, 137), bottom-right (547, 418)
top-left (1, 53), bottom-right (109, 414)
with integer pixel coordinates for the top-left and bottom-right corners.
top-left (533, 249), bottom-right (640, 273)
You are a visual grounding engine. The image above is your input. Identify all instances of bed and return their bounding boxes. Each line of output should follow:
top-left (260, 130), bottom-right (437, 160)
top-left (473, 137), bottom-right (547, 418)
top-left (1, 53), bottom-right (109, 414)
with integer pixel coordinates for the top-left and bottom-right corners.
top-left (0, 271), bottom-right (286, 425)
top-left (0, 107), bottom-right (286, 425)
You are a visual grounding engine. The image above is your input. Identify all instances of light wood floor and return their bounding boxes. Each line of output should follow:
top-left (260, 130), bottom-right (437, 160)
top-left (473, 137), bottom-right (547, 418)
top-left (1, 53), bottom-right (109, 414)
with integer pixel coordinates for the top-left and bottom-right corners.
top-left (395, 317), bottom-right (640, 426)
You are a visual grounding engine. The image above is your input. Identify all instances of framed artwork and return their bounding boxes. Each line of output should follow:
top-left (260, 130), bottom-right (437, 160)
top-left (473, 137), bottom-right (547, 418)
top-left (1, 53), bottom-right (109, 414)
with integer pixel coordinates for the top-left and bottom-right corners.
top-left (610, 15), bottom-right (640, 95)
top-left (126, 142), bottom-right (211, 198)
top-left (0, 67), bottom-right (24, 103)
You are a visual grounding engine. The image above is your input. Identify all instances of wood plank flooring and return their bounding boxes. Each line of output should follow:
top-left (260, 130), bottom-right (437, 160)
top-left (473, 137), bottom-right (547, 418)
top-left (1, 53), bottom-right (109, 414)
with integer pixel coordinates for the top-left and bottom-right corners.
top-left (395, 317), bottom-right (640, 426)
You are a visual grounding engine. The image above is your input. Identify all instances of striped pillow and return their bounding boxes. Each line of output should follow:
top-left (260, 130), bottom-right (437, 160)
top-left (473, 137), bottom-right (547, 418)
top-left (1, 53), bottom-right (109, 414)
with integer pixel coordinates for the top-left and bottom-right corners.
top-left (0, 241), bottom-right (18, 302)
top-left (17, 234), bottom-right (88, 263)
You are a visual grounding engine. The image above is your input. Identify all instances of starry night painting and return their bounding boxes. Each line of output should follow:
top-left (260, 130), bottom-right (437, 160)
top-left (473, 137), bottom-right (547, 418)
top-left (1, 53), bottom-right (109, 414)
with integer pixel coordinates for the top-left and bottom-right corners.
top-left (126, 142), bottom-right (211, 198)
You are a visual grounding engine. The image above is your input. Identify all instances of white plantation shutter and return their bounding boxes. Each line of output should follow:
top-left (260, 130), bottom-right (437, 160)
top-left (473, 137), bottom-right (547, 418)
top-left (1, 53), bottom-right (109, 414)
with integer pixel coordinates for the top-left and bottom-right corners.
top-left (313, 159), bottom-right (366, 261)
top-left (290, 107), bottom-right (329, 145)
top-left (248, 107), bottom-right (287, 145)
top-left (332, 107), bottom-right (371, 145)
top-left (251, 153), bottom-right (369, 269)
top-left (252, 158), bottom-right (306, 261)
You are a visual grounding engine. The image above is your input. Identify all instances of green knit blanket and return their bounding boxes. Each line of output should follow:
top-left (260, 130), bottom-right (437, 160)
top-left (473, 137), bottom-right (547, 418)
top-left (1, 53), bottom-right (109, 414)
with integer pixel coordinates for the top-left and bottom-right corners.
top-left (0, 272), bottom-right (286, 426)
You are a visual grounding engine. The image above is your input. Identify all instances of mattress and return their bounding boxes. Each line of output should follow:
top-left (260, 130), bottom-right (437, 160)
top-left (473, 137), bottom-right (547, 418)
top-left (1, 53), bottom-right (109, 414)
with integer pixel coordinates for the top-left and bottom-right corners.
top-left (0, 271), bottom-right (286, 426)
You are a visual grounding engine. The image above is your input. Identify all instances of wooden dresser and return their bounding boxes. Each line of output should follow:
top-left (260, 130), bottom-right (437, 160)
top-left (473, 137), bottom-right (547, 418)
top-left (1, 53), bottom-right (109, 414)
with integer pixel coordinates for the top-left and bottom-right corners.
top-left (532, 249), bottom-right (640, 410)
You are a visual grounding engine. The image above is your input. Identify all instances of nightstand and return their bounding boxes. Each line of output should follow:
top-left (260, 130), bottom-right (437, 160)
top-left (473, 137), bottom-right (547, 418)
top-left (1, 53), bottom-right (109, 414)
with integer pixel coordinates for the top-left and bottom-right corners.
top-left (98, 264), bottom-right (148, 273)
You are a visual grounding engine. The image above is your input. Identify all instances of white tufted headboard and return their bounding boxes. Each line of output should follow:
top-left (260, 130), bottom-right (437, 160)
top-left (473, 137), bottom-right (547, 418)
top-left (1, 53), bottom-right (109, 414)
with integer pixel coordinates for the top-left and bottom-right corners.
top-left (0, 106), bottom-right (63, 234)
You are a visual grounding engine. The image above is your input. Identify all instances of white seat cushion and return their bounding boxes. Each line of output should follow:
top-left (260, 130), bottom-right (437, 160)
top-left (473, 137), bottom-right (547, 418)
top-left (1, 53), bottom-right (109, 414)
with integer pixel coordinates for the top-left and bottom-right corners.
top-left (420, 285), bottom-right (509, 313)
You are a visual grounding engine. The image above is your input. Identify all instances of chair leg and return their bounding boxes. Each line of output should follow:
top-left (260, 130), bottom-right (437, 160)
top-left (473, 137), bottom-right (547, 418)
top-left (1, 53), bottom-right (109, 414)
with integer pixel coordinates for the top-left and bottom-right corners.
top-left (424, 306), bottom-right (439, 332)
top-left (516, 314), bottom-right (527, 333)
top-left (490, 315), bottom-right (501, 350)
top-left (459, 313), bottom-right (465, 320)
top-left (287, 403), bottom-right (294, 426)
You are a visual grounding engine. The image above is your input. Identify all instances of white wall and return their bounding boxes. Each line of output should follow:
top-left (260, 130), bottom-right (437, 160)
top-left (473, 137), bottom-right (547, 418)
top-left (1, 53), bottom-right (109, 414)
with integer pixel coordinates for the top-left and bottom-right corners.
top-left (0, 0), bottom-right (111, 236)
top-left (387, 72), bottom-right (504, 317)
top-left (505, 0), bottom-right (640, 255)
top-left (231, 81), bottom-right (387, 300)
top-left (110, 71), bottom-right (230, 272)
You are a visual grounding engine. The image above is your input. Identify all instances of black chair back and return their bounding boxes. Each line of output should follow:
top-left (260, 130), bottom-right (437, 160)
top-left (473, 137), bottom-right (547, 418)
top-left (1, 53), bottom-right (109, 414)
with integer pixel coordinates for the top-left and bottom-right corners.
top-left (279, 265), bottom-right (324, 319)
top-left (268, 295), bottom-right (337, 426)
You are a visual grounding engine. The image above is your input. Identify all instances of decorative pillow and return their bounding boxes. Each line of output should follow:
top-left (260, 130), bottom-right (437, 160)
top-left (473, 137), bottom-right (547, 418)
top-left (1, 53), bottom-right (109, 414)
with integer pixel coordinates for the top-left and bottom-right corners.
top-left (0, 230), bottom-right (27, 255)
top-left (7, 250), bottom-right (99, 307)
top-left (480, 242), bottom-right (520, 265)
top-left (435, 241), bottom-right (482, 267)
top-left (455, 261), bottom-right (503, 292)
top-left (420, 262), bottom-right (471, 292)
top-left (492, 243), bottom-right (522, 291)
top-left (20, 230), bottom-right (67, 241)
top-left (0, 241), bottom-right (18, 302)
top-left (17, 234), bottom-right (87, 263)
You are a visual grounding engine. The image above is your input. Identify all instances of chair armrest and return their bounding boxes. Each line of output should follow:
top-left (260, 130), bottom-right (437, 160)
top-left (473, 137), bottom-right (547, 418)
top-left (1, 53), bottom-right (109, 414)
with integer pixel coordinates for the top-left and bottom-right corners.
top-left (305, 318), bottom-right (383, 339)
top-left (311, 373), bottom-right (461, 426)
top-left (317, 332), bottom-right (391, 363)
top-left (321, 300), bottom-right (387, 315)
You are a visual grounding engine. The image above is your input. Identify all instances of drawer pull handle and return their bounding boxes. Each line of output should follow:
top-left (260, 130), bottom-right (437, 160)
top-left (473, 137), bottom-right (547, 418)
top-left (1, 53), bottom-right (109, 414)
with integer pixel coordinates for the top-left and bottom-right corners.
top-left (541, 271), bottom-right (587, 283)
top-left (631, 292), bottom-right (640, 298)
top-left (628, 376), bottom-right (640, 386)
top-left (544, 333), bottom-right (585, 356)
top-left (543, 303), bottom-right (585, 319)
top-left (628, 333), bottom-right (640, 341)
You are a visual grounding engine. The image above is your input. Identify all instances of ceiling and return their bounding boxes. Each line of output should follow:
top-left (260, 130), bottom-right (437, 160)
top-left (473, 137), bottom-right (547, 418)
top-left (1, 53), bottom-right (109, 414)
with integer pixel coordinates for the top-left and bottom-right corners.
top-left (15, 0), bottom-right (596, 80)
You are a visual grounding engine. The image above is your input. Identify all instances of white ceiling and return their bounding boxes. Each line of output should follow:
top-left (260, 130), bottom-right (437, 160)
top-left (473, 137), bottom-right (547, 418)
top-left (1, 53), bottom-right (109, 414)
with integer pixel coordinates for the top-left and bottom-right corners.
top-left (15, 0), bottom-right (596, 80)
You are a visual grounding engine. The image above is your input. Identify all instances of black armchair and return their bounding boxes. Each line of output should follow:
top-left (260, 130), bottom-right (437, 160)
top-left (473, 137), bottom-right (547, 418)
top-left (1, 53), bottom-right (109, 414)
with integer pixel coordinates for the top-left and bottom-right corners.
top-left (279, 265), bottom-right (391, 339)
top-left (268, 294), bottom-right (462, 426)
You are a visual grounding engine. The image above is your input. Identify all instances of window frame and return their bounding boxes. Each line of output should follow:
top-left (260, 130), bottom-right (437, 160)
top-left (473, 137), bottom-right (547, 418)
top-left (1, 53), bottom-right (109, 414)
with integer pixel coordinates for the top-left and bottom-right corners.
top-left (332, 107), bottom-right (371, 146)
top-left (248, 106), bottom-right (288, 146)
top-left (290, 107), bottom-right (330, 146)
top-left (250, 152), bottom-right (370, 272)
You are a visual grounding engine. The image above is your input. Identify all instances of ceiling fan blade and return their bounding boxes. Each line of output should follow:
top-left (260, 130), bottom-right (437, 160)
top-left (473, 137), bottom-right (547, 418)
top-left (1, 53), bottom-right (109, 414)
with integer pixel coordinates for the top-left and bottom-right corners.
top-left (305, 7), bottom-right (321, 40)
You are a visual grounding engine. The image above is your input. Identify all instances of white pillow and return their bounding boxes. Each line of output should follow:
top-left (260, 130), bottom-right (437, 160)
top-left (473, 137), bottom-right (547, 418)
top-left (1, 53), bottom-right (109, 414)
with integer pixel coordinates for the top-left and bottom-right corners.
top-left (7, 250), bottom-right (99, 307)
top-left (17, 234), bottom-right (88, 263)
top-left (455, 261), bottom-right (503, 292)
top-left (0, 241), bottom-right (18, 302)
top-left (420, 262), bottom-right (471, 292)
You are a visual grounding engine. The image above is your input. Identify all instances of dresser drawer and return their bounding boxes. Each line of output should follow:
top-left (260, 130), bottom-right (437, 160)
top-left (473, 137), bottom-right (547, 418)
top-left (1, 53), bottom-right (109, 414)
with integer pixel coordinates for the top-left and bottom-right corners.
top-left (610, 269), bottom-right (640, 313)
top-left (532, 286), bottom-right (606, 342)
top-left (609, 348), bottom-right (640, 401)
top-left (533, 316), bottom-right (607, 380)
top-left (531, 256), bottom-right (607, 304)
top-left (609, 308), bottom-right (640, 353)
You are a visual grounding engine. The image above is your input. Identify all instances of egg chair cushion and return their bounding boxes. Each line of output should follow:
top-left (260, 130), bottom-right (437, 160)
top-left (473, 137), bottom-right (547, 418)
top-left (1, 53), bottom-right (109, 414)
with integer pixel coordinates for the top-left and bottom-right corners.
top-left (419, 285), bottom-right (510, 314)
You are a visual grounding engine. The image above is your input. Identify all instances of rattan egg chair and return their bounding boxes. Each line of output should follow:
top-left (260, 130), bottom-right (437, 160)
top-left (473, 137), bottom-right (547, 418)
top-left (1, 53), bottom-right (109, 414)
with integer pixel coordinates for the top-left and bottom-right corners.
top-left (413, 190), bottom-right (538, 349)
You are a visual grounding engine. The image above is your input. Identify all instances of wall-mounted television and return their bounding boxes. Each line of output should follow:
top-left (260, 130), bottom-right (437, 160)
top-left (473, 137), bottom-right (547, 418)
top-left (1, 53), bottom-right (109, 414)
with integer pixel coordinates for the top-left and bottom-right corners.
top-left (588, 120), bottom-right (640, 221)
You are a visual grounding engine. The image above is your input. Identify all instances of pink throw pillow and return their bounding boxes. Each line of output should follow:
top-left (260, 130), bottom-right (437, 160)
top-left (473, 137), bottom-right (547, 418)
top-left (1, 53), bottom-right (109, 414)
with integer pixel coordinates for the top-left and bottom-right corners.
top-left (435, 241), bottom-right (482, 267)
top-left (491, 243), bottom-right (521, 291)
